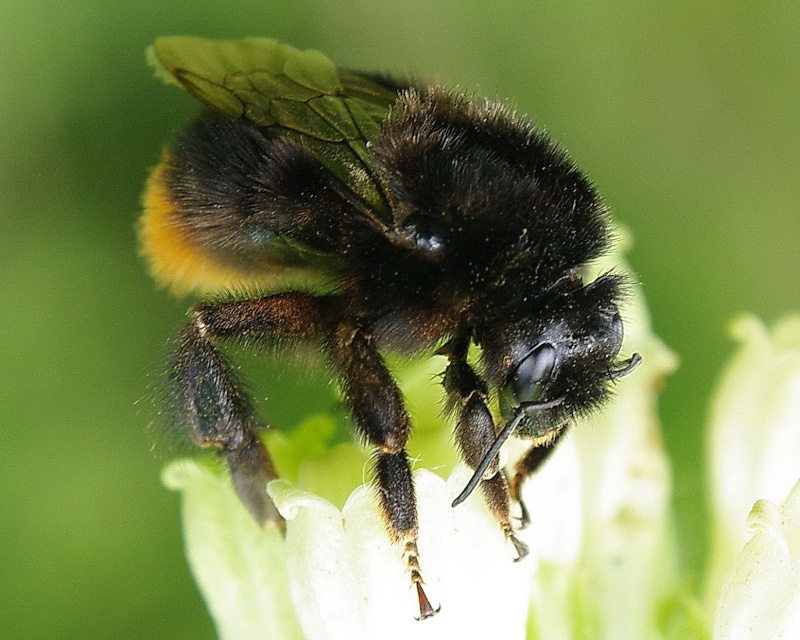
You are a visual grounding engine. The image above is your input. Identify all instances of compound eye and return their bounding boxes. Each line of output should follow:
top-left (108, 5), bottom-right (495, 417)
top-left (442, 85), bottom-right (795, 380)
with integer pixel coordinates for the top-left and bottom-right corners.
top-left (609, 310), bottom-right (624, 355)
top-left (510, 342), bottom-right (557, 404)
top-left (611, 310), bottom-right (623, 340)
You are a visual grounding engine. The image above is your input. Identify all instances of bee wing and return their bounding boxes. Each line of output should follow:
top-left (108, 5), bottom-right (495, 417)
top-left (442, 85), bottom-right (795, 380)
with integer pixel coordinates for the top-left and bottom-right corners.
top-left (149, 37), bottom-right (400, 229)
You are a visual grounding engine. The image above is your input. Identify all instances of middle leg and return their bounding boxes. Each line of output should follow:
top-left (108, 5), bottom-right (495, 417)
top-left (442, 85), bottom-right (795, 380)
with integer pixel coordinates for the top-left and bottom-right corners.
top-left (327, 321), bottom-right (437, 619)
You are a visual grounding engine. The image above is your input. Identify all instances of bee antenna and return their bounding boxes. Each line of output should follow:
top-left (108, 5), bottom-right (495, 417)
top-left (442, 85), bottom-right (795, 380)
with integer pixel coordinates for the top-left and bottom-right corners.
top-left (451, 396), bottom-right (564, 509)
top-left (608, 353), bottom-right (642, 380)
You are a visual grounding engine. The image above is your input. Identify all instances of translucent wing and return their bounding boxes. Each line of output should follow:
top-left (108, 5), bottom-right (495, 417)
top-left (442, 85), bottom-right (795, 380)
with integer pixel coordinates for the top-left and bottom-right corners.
top-left (148, 37), bottom-right (400, 228)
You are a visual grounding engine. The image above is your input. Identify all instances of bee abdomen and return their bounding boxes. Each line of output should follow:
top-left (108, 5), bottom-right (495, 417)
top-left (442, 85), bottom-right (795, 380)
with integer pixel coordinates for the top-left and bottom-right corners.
top-left (140, 114), bottom-right (349, 295)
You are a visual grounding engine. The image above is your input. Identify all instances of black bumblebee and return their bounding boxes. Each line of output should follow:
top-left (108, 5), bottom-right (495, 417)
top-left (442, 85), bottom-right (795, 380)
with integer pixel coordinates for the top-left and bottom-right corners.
top-left (141, 37), bottom-right (641, 619)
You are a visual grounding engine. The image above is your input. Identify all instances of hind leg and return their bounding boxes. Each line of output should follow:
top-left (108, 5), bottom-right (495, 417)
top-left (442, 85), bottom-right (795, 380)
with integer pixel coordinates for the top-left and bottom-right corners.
top-left (169, 292), bottom-right (334, 526)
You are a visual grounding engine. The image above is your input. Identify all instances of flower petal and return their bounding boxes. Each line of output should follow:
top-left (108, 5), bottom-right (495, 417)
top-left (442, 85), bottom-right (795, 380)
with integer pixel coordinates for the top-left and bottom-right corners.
top-left (162, 459), bottom-right (303, 640)
top-left (575, 262), bottom-right (679, 640)
top-left (706, 314), bottom-right (800, 604)
top-left (269, 466), bottom-right (532, 640)
top-left (713, 478), bottom-right (800, 639)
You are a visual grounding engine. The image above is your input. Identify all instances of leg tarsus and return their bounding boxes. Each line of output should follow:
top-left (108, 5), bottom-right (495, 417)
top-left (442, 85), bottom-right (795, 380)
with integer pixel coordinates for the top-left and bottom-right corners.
top-left (509, 471), bottom-right (532, 529)
top-left (510, 535), bottom-right (529, 561)
top-left (404, 541), bottom-right (440, 620)
top-left (480, 472), bottom-right (529, 560)
top-left (226, 436), bottom-right (283, 529)
top-left (516, 501), bottom-right (532, 530)
top-left (508, 428), bottom-right (569, 533)
top-left (414, 582), bottom-right (440, 620)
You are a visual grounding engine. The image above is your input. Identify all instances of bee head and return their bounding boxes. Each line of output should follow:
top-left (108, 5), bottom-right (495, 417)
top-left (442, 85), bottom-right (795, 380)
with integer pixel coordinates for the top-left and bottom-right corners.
top-left (482, 273), bottom-right (640, 439)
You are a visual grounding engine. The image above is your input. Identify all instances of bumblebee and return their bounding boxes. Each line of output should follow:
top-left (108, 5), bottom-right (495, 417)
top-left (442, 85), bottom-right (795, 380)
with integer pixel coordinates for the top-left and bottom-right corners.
top-left (141, 37), bottom-right (641, 619)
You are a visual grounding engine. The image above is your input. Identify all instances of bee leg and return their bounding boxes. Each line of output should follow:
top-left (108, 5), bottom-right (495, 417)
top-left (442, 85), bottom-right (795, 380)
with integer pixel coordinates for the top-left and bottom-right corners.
top-left (329, 323), bottom-right (438, 620)
top-left (442, 343), bottom-right (528, 560)
top-left (171, 292), bottom-right (334, 528)
top-left (508, 428), bottom-right (568, 529)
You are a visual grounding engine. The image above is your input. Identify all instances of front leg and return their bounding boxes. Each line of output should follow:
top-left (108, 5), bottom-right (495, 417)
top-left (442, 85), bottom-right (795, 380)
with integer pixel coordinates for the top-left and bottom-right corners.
top-left (442, 338), bottom-right (529, 560)
top-left (508, 428), bottom-right (568, 529)
top-left (328, 322), bottom-right (437, 620)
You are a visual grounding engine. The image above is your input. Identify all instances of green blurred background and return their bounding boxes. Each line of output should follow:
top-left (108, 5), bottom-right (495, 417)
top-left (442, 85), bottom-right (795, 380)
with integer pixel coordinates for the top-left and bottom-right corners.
top-left (1, 2), bottom-right (797, 637)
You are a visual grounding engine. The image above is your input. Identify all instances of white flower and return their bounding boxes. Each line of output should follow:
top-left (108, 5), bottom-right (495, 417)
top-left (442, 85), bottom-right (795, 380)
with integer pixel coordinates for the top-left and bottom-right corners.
top-left (706, 315), bottom-right (800, 607)
top-left (269, 466), bottom-right (531, 640)
top-left (162, 459), bottom-right (303, 640)
top-left (164, 456), bottom-right (533, 640)
top-left (713, 478), bottom-right (800, 639)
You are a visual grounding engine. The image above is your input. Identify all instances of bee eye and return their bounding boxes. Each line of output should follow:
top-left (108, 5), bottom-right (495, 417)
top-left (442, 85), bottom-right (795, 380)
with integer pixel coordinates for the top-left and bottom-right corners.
top-left (608, 310), bottom-right (625, 357)
top-left (611, 310), bottom-right (623, 341)
top-left (509, 342), bottom-right (557, 404)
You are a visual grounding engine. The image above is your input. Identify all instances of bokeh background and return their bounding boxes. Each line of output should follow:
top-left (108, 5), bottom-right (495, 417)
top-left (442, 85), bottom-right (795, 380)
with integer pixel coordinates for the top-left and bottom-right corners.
top-left (2, 2), bottom-right (798, 638)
